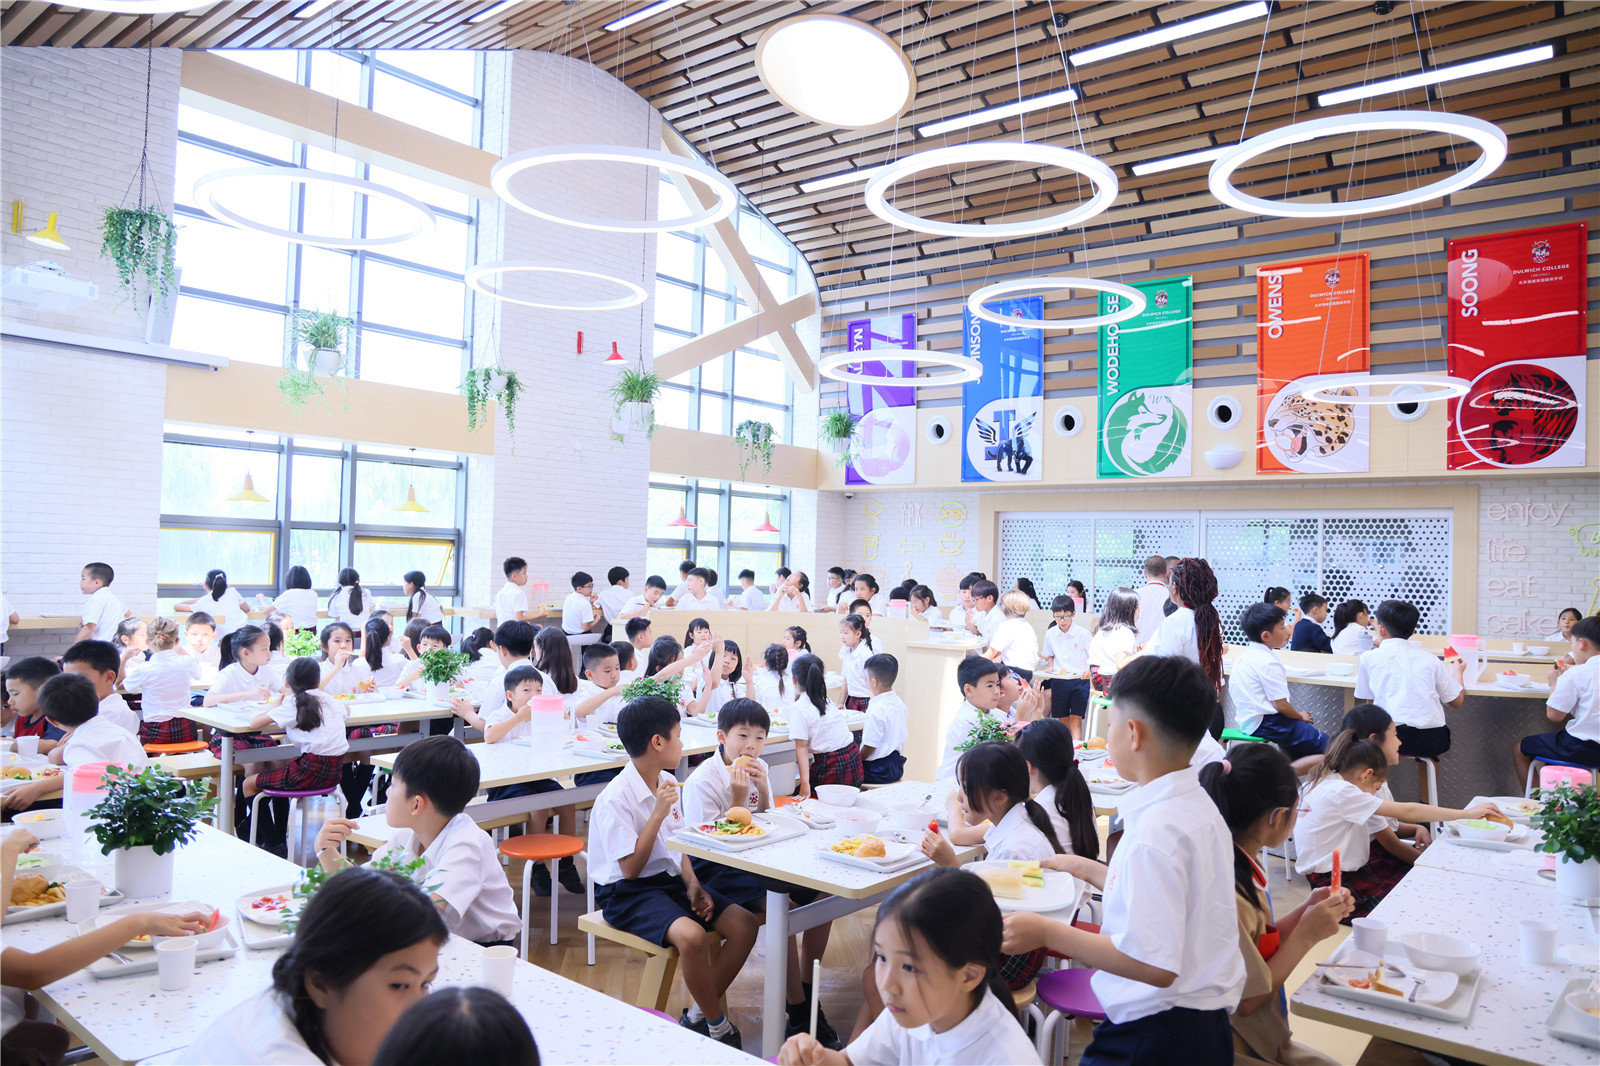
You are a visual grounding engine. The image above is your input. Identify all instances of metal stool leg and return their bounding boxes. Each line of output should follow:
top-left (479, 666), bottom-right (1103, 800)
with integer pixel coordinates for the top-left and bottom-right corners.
top-left (519, 857), bottom-right (533, 961)
top-left (548, 858), bottom-right (560, 946)
top-left (586, 855), bottom-right (595, 966)
top-left (247, 792), bottom-right (265, 849)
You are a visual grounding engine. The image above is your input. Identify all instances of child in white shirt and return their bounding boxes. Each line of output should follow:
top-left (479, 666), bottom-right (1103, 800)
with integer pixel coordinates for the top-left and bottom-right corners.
top-left (123, 617), bottom-right (202, 745)
top-left (1016, 717), bottom-right (1100, 860)
top-left (1354, 599), bottom-right (1465, 799)
top-left (177, 570), bottom-right (247, 639)
top-left (1041, 595), bottom-right (1093, 739)
top-left (788, 655), bottom-right (861, 797)
top-left (1232, 603), bottom-right (1328, 770)
top-left (482, 664), bottom-right (583, 895)
top-left (860, 653), bottom-right (908, 784)
top-left (1516, 614), bottom-right (1600, 785)
top-left (1087, 588), bottom-right (1140, 694)
top-left (61, 640), bottom-right (139, 735)
top-left (259, 565), bottom-right (320, 632)
top-left (984, 591), bottom-right (1039, 675)
top-left (751, 644), bottom-right (792, 711)
top-left (837, 614), bottom-right (876, 711)
top-left (239, 658), bottom-right (350, 850)
top-left (204, 625), bottom-right (281, 707)
top-left (76, 562), bottom-right (125, 643)
top-left (937, 657), bottom-right (1012, 780)
top-left (495, 557), bottom-right (533, 626)
top-left (561, 571), bottom-right (604, 637)
top-left (41, 674), bottom-right (149, 774)
top-left (733, 570), bottom-right (766, 611)
top-left (318, 623), bottom-right (374, 697)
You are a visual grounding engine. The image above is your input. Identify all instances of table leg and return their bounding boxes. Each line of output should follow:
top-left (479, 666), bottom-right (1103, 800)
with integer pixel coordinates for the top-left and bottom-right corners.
top-left (762, 887), bottom-right (789, 1059)
top-left (218, 736), bottom-right (235, 836)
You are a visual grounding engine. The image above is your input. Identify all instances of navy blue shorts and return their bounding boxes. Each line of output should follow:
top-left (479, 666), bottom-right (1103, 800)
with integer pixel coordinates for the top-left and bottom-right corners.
top-left (487, 778), bottom-right (565, 801)
top-left (863, 751), bottom-right (905, 784)
top-left (594, 871), bottom-right (735, 947)
top-left (1396, 724), bottom-right (1451, 761)
top-left (690, 859), bottom-right (821, 909)
top-left (1081, 1006), bottom-right (1232, 1066)
top-left (1520, 730), bottom-right (1600, 768)
top-left (1250, 714), bottom-right (1330, 759)
top-left (574, 768), bottom-right (622, 787)
top-left (1047, 678), bottom-right (1091, 719)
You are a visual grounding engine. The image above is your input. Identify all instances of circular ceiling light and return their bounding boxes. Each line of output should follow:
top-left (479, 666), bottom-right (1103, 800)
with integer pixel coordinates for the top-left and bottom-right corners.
top-left (491, 145), bottom-right (738, 234)
top-left (817, 347), bottom-right (983, 387)
top-left (967, 276), bottom-right (1146, 330)
top-left (1299, 373), bottom-right (1470, 405)
top-left (864, 143), bottom-right (1118, 239)
top-left (465, 262), bottom-right (647, 311)
top-left (62, 1), bottom-right (204, 11)
top-left (193, 167), bottom-right (435, 249)
top-left (756, 14), bottom-right (916, 129)
top-left (1209, 111), bottom-right (1507, 218)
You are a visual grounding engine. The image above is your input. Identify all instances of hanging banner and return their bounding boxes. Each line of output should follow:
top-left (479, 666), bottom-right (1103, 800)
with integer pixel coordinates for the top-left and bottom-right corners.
top-left (961, 296), bottom-right (1044, 483)
top-left (1446, 222), bottom-right (1588, 470)
top-left (1255, 252), bottom-right (1371, 475)
top-left (843, 312), bottom-right (919, 485)
top-left (1097, 275), bottom-right (1194, 479)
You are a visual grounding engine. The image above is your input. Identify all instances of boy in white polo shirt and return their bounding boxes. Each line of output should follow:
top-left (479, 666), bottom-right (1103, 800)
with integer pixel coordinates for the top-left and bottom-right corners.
top-left (494, 556), bottom-right (533, 627)
top-left (76, 562), bottom-right (126, 643)
top-left (860, 653), bottom-right (908, 784)
top-left (1515, 614), bottom-right (1600, 785)
top-left (62, 640), bottom-right (139, 736)
top-left (1233, 603), bottom-right (1328, 773)
top-left (1354, 599), bottom-right (1464, 800)
top-left (313, 736), bottom-right (520, 947)
top-left (673, 568), bottom-right (722, 613)
top-left (561, 571), bottom-right (604, 637)
top-left (3, 674), bottom-right (148, 812)
top-left (1041, 595), bottom-right (1093, 737)
top-left (620, 575), bottom-right (666, 620)
top-left (999, 655), bottom-right (1245, 1065)
top-left (732, 569), bottom-right (766, 611)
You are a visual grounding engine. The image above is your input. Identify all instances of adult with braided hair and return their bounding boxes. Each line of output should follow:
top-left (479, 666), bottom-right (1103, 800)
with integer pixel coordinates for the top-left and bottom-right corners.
top-left (1148, 557), bottom-right (1226, 736)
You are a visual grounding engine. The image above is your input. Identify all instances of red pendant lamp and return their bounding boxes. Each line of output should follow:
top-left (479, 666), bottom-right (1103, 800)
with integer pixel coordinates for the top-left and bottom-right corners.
top-left (753, 509), bottom-right (780, 533)
top-left (605, 341), bottom-right (626, 364)
top-left (668, 505), bottom-right (696, 528)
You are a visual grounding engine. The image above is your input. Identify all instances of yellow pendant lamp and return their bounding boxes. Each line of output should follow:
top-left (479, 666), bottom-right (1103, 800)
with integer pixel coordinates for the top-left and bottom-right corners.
top-left (26, 212), bottom-right (70, 251)
top-left (227, 431), bottom-right (272, 503)
top-left (394, 448), bottom-right (430, 513)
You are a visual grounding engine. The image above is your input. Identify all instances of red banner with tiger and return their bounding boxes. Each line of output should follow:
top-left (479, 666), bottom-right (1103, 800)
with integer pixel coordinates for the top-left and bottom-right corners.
top-left (1446, 222), bottom-right (1588, 470)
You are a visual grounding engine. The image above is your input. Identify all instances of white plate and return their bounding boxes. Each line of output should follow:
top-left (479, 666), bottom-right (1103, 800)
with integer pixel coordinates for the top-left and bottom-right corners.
top-left (819, 834), bottom-right (917, 868)
top-left (236, 887), bottom-right (303, 927)
top-left (1318, 948), bottom-right (1458, 1005)
top-left (4, 867), bottom-right (122, 924)
top-left (83, 900), bottom-right (220, 949)
top-left (1474, 796), bottom-right (1542, 822)
top-left (681, 813), bottom-right (806, 853)
top-left (970, 860), bottom-right (1084, 915)
top-left (1075, 747), bottom-right (1110, 762)
top-left (1546, 977), bottom-right (1600, 1050)
top-left (785, 801), bottom-right (838, 829)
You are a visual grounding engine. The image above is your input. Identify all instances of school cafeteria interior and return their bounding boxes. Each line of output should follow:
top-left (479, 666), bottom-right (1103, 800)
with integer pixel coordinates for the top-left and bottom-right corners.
top-left (1, 2), bottom-right (1597, 1065)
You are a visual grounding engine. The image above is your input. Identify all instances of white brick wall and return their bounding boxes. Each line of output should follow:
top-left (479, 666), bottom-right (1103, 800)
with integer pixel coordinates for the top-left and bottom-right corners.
top-left (1477, 477), bottom-right (1600, 638)
top-left (824, 489), bottom-right (983, 605)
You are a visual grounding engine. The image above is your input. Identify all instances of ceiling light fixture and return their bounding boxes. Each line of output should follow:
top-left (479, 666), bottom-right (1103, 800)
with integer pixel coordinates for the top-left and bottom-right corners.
top-left (918, 87), bottom-right (1081, 138)
top-left (604, 0), bottom-right (688, 32)
top-left (25, 212), bottom-right (70, 251)
top-left (465, 262), bottom-right (647, 311)
top-left (756, 14), bottom-right (916, 129)
top-left (1208, 110), bottom-right (1506, 217)
top-left (226, 431), bottom-right (272, 504)
top-left (1299, 373), bottom-right (1470, 405)
top-left (194, 167), bottom-right (435, 248)
top-left (753, 510), bottom-right (781, 533)
top-left (1130, 145), bottom-right (1231, 177)
top-left (967, 277), bottom-right (1147, 331)
top-left (798, 166), bottom-right (888, 194)
top-left (1069, 2), bottom-right (1270, 66)
top-left (668, 506), bottom-right (697, 529)
top-left (62, 1), bottom-right (206, 11)
top-left (605, 342), bottom-right (627, 364)
top-left (469, 1), bottom-right (518, 23)
top-left (817, 347), bottom-right (984, 388)
top-left (394, 448), bottom-right (430, 514)
top-left (491, 145), bottom-right (737, 233)
top-left (291, 0), bottom-right (338, 17)
top-left (863, 142), bottom-right (1117, 239)
top-left (1316, 44), bottom-right (1554, 107)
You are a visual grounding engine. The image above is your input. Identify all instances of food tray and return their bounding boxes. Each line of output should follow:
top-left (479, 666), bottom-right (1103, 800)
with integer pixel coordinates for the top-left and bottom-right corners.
top-left (1545, 977), bottom-right (1600, 1050)
top-left (679, 813), bottom-right (805, 853)
top-left (1315, 938), bottom-right (1481, 1023)
top-left (236, 907), bottom-right (296, 950)
top-left (87, 931), bottom-right (239, 979)
top-left (783, 801), bottom-right (837, 829)
top-left (817, 835), bottom-right (926, 873)
top-left (970, 860), bottom-right (1085, 915)
top-left (1441, 822), bottom-right (1534, 852)
top-left (81, 899), bottom-right (219, 949)
top-left (1471, 796), bottom-right (1542, 823)
top-left (1081, 766), bottom-right (1137, 793)
top-left (4, 866), bottom-right (123, 924)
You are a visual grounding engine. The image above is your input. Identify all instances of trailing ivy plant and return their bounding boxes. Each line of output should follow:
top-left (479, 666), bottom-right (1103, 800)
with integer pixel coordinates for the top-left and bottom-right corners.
top-left (620, 673), bottom-right (684, 708)
top-left (462, 366), bottom-right (526, 452)
top-left (277, 367), bottom-right (325, 412)
top-left (100, 206), bottom-right (178, 316)
top-left (819, 408), bottom-right (860, 467)
top-left (608, 366), bottom-right (662, 443)
top-left (733, 419), bottom-right (776, 482)
top-left (294, 309), bottom-right (352, 364)
top-left (281, 852), bottom-right (432, 935)
top-left (85, 766), bottom-right (216, 856)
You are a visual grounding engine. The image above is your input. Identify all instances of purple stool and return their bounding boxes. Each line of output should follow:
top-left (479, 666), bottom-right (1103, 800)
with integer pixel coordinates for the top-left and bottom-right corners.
top-left (248, 785), bottom-right (340, 864)
top-left (636, 1007), bottom-right (677, 1022)
top-left (1033, 967), bottom-right (1106, 1064)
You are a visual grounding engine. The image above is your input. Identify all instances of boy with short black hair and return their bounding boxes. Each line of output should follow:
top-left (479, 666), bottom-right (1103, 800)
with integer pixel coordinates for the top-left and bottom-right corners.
top-left (314, 735), bottom-right (521, 946)
top-left (859, 653), bottom-right (907, 784)
top-left (76, 562), bottom-right (125, 643)
top-left (591, 696), bottom-right (759, 1047)
top-left (675, 568), bottom-right (722, 612)
top-left (1042, 594), bottom-right (1093, 737)
top-left (4, 658), bottom-right (65, 754)
top-left (612, 640), bottom-right (638, 683)
top-left (575, 642), bottom-right (626, 727)
top-left (1356, 599), bottom-right (1464, 798)
top-left (666, 560), bottom-right (696, 607)
top-left (42, 673), bottom-right (148, 771)
top-left (61, 640), bottom-right (138, 735)
top-left (1000, 656), bottom-right (1247, 1065)
top-left (733, 570), bottom-right (766, 611)
top-left (597, 566), bottom-right (633, 632)
top-left (937, 656), bottom-right (1009, 779)
top-left (1233, 603), bottom-right (1327, 771)
top-left (495, 557), bottom-right (532, 626)
top-left (967, 579), bottom-right (1001, 643)
top-left (621, 575), bottom-right (666, 620)
top-left (824, 566), bottom-right (847, 609)
top-left (625, 616), bottom-right (654, 652)
top-left (182, 612), bottom-right (220, 672)
top-left (1290, 593), bottom-right (1333, 654)
top-left (1516, 614), bottom-right (1600, 786)
top-left (562, 571), bottom-right (604, 636)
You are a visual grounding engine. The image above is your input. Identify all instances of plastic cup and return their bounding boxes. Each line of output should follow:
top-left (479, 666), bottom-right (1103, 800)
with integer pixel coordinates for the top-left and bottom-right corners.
top-left (156, 938), bottom-right (197, 991)
top-left (1512, 642), bottom-right (1526, 655)
top-left (14, 736), bottom-right (39, 758)
top-left (481, 944), bottom-right (517, 996)
top-left (1352, 917), bottom-right (1387, 955)
top-left (64, 879), bottom-right (101, 924)
top-left (1520, 919), bottom-right (1557, 965)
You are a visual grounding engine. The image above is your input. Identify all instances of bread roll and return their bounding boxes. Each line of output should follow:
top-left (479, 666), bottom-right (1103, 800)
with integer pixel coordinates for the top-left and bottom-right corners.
top-left (854, 836), bottom-right (886, 858)
top-left (725, 806), bottom-right (752, 826)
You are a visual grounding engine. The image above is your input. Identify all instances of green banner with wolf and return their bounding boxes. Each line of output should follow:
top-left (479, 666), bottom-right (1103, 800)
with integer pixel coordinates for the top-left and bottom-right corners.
top-left (1096, 276), bottom-right (1194, 478)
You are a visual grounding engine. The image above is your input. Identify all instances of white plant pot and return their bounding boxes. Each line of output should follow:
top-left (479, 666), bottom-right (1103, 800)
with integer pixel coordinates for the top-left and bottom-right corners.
top-left (114, 844), bottom-right (176, 899)
top-left (307, 348), bottom-right (342, 375)
top-left (1555, 854), bottom-right (1600, 901)
top-left (428, 680), bottom-right (449, 702)
top-left (613, 402), bottom-right (653, 443)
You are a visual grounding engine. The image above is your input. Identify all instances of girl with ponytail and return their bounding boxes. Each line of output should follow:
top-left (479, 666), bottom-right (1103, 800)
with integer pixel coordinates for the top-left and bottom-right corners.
top-left (1152, 558), bottom-right (1224, 691)
top-left (781, 867), bottom-right (1042, 1066)
top-left (752, 643), bottom-right (790, 710)
top-left (329, 567), bottom-right (374, 640)
top-left (1016, 718), bottom-right (1100, 861)
top-left (402, 570), bottom-right (443, 624)
top-left (1197, 745), bottom-right (1351, 1066)
top-left (1343, 703), bottom-right (1434, 857)
top-left (838, 613), bottom-right (874, 711)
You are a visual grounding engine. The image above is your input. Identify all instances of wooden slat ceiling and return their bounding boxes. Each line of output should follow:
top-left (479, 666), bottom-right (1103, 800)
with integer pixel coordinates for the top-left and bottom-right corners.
top-left (5, 0), bottom-right (1597, 361)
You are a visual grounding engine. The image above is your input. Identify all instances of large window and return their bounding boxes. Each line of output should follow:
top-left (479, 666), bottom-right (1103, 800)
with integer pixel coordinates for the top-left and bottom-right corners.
top-left (646, 476), bottom-right (787, 596)
top-left (159, 425), bottom-right (465, 619)
top-left (171, 50), bottom-right (481, 394)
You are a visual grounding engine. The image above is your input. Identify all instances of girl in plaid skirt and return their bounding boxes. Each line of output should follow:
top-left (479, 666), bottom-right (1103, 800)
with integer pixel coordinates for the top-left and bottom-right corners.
top-left (838, 613), bottom-right (875, 712)
top-left (788, 654), bottom-right (862, 794)
top-left (126, 617), bottom-right (200, 746)
top-left (243, 657), bottom-right (350, 797)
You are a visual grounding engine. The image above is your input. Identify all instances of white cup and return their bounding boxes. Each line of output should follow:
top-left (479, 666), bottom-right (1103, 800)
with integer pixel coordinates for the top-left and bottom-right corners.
top-left (14, 736), bottom-right (39, 759)
top-left (481, 944), bottom-right (517, 997)
top-left (64, 879), bottom-right (101, 924)
top-left (156, 938), bottom-right (197, 991)
top-left (1519, 919), bottom-right (1557, 965)
top-left (1512, 642), bottom-right (1526, 655)
top-left (1351, 917), bottom-right (1387, 955)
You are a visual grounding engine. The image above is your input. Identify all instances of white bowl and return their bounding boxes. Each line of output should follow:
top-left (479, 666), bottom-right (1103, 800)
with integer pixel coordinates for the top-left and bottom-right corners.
top-left (1453, 818), bottom-right (1511, 842)
top-left (815, 784), bottom-right (860, 807)
top-left (12, 809), bottom-right (65, 839)
top-left (1326, 662), bottom-right (1355, 677)
top-left (382, 687), bottom-right (408, 700)
top-left (832, 807), bottom-right (881, 832)
top-left (1398, 932), bottom-right (1481, 975)
top-left (1565, 990), bottom-right (1600, 1036)
top-left (1528, 645), bottom-right (1550, 656)
top-left (1496, 672), bottom-right (1531, 688)
top-left (152, 911), bottom-right (231, 951)
top-left (885, 806), bottom-right (928, 833)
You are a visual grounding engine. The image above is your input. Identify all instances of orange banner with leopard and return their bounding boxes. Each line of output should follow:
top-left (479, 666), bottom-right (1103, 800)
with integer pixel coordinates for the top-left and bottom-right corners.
top-left (1255, 251), bottom-right (1370, 475)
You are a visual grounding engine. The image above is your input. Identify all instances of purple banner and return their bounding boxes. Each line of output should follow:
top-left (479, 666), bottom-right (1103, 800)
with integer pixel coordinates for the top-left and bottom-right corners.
top-left (844, 313), bottom-right (918, 485)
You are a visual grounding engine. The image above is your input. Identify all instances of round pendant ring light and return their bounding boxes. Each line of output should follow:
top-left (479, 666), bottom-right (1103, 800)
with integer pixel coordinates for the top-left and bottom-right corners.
top-left (817, 347), bottom-right (983, 387)
top-left (1299, 373), bottom-right (1470, 405)
top-left (967, 277), bottom-right (1147, 331)
top-left (864, 143), bottom-right (1118, 239)
top-left (755, 14), bottom-right (917, 129)
top-left (1209, 111), bottom-right (1507, 218)
top-left (193, 167), bottom-right (435, 249)
top-left (492, 146), bottom-right (738, 234)
top-left (465, 262), bottom-right (647, 311)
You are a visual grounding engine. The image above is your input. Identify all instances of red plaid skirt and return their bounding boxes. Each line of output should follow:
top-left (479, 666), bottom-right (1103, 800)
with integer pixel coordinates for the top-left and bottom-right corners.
top-left (1090, 667), bottom-right (1113, 695)
top-left (349, 723), bottom-right (398, 739)
top-left (810, 739), bottom-right (863, 789)
top-left (208, 732), bottom-right (279, 759)
top-left (998, 947), bottom-right (1047, 990)
top-left (1304, 838), bottom-right (1410, 921)
top-left (252, 753), bottom-right (344, 793)
top-left (843, 695), bottom-right (870, 712)
top-left (139, 718), bottom-right (198, 745)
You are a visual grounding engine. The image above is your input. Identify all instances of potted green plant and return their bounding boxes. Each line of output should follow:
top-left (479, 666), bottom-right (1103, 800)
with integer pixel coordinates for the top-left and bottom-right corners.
top-left (619, 673), bottom-right (683, 708)
top-left (280, 853), bottom-right (428, 935)
top-left (417, 647), bottom-right (471, 702)
top-left (86, 766), bottom-right (217, 899)
top-left (955, 710), bottom-right (1018, 753)
top-left (819, 408), bottom-right (860, 466)
top-left (283, 629), bottom-right (321, 659)
top-left (295, 309), bottom-right (353, 376)
top-left (1533, 782), bottom-right (1600, 900)
top-left (608, 366), bottom-right (662, 444)
top-left (733, 419), bottom-right (776, 481)
top-left (462, 365), bottom-right (526, 452)
top-left (100, 206), bottom-right (178, 317)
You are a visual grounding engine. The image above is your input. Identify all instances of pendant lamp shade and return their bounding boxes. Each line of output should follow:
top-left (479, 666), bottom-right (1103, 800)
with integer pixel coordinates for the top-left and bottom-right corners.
top-left (227, 472), bottom-right (269, 503)
top-left (26, 212), bottom-right (69, 251)
top-left (668, 505), bottom-right (696, 528)
top-left (605, 341), bottom-right (626, 364)
top-left (753, 510), bottom-right (780, 533)
top-left (394, 485), bottom-right (430, 513)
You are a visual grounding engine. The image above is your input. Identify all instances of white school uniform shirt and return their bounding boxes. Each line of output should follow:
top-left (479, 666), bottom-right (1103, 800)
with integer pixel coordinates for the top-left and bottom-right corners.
top-left (479, 658), bottom-right (538, 723)
top-left (683, 750), bottom-right (766, 825)
top-left (319, 656), bottom-right (373, 697)
top-left (937, 701), bottom-right (1009, 780)
top-left (269, 690), bottom-right (349, 757)
top-left (562, 591), bottom-right (598, 634)
top-left (826, 584), bottom-right (846, 608)
top-left (1043, 622), bottom-right (1091, 675)
top-left (213, 661), bottom-right (281, 700)
top-left (773, 588), bottom-right (810, 612)
top-left (1087, 626), bottom-right (1137, 673)
top-left (1330, 623), bottom-right (1370, 656)
top-left (919, 604), bottom-right (949, 628)
top-left (80, 587), bottom-right (125, 641)
top-left (984, 802), bottom-right (1059, 862)
top-left (371, 812), bottom-right (521, 944)
top-left (96, 693), bottom-right (139, 736)
top-left (620, 593), bottom-right (655, 618)
top-left (978, 604), bottom-right (1004, 643)
top-left (595, 584), bottom-right (632, 624)
top-left (751, 667), bottom-right (788, 710)
top-left (495, 581), bottom-right (529, 626)
top-left (988, 617), bottom-right (1040, 671)
top-left (62, 715), bottom-right (148, 770)
top-left (736, 585), bottom-right (767, 610)
top-left (1375, 781), bottom-right (1401, 832)
top-left (839, 641), bottom-right (873, 699)
top-left (269, 588), bottom-right (320, 630)
top-left (1034, 783), bottom-right (1077, 857)
top-left (862, 691), bottom-right (908, 760)
top-left (1146, 606), bottom-right (1199, 664)
top-left (1294, 775), bottom-right (1385, 875)
top-left (198, 587), bottom-right (249, 637)
top-left (670, 581), bottom-right (691, 603)
top-left (1093, 766), bottom-right (1245, 1024)
top-left (1231, 642), bottom-right (1291, 736)
top-left (674, 591), bottom-right (722, 612)
top-left (1354, 637), bottom-right (1462, 729)
top-left (1189, 730), bottom-right (1227, 769)
top-left (163, 988), bottom-right (316, 1065)
top-left (1548, 657), bottom-right (1600, 744)
top-left (589, 760), bottom-right (687, 886)
top-left (698, 676), bottom-right (745, 722)
top-left (787, 695), bottom-right (853, 754)
top-left (846, 984), bottom-right (1044, 1066)
top-left (327, 587), bottom-right (374, 632)
top-left (403, 589), bottom-right (445, 625)
top-left (1546, 629), bottom-right (1569, 643)
top-left (0, 592), bottom-right (11, 645)
top-left (1134, 581), bottom-right (1170, 643)
top-left (363, 647), bottom-right (403, 687)
top-left (575, 678), bottom-right (627, 726)
top-left (124, 649), bottom-right (200, 724)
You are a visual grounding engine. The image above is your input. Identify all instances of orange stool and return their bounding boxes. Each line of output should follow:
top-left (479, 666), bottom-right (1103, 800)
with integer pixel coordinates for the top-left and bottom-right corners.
top-left (143, 741), bottom-right (209, 756)
top-left (499, 833), bottom-right (589, 959)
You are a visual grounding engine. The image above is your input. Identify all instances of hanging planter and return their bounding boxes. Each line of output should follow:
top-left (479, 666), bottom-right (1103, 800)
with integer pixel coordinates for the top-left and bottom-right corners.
top-left (733, 419), bottom-right (776, 482)
top-left (462, 365), bottom-right (526, 452)
top-left (819, 408), bottom-right (860, 466)
top-left (294, 309), bottom-right (352, 375)
top-left (608, 366), bottom-right (662, 445)
top-left (99, 206), bottom-right (178, 316)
